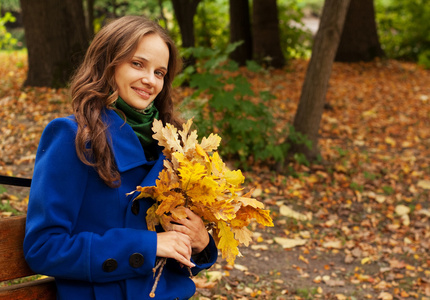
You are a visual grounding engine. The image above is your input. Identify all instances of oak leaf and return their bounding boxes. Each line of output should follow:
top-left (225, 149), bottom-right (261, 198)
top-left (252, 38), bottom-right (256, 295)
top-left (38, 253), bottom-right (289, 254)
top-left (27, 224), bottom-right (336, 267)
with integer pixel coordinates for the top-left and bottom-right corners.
top-left (130, 119), bottom-right (273, 265)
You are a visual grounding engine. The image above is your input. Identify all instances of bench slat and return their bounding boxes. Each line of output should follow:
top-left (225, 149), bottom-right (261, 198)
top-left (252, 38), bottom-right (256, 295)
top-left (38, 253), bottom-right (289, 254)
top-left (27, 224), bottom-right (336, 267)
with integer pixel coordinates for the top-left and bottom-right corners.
top-left (0, 277), bottom-right (56, 300)
top-left (0, 216), bottom-right (36, 281)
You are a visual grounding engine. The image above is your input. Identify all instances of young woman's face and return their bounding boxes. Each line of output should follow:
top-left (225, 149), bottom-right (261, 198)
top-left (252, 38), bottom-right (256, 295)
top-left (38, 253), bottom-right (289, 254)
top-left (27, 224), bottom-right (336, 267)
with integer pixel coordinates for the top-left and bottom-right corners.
top-left (114, 33), bottom-right (169, 110)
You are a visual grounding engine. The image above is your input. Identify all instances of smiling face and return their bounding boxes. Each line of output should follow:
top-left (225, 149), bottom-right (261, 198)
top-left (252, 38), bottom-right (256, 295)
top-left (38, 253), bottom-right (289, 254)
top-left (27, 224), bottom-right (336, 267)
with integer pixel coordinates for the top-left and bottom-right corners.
top-left (114, 33), bottom-right (170, 110)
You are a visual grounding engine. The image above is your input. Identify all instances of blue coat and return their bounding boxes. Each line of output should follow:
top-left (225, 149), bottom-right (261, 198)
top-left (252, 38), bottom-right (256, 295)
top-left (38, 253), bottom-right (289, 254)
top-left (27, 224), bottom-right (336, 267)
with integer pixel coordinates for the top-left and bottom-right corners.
top-left (24, 109), bottom-right (218, 300)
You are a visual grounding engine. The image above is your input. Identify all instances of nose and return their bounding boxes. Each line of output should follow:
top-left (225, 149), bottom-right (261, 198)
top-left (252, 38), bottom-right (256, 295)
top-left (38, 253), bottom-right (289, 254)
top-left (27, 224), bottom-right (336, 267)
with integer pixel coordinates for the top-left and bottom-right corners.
top-left (141, 71), bottom-right (155, 86)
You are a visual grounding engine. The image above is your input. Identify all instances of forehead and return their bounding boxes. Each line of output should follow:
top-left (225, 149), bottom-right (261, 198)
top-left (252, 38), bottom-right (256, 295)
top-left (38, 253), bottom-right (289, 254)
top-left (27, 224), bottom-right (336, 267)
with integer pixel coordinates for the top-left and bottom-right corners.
top-left (133, 33), bottom-right (169, 67)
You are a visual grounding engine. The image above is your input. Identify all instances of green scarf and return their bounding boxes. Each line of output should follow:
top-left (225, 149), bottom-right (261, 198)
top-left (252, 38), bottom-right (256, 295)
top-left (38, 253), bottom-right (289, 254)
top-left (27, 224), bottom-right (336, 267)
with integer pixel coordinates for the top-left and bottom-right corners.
top-left (114, 97), bottom-right (159, 161)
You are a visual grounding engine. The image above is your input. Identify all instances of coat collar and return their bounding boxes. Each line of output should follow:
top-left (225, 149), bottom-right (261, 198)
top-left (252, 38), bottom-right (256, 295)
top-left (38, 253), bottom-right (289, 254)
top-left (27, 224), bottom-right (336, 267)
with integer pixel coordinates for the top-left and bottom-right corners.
top-left (102, 109), bottom-right (163, 172)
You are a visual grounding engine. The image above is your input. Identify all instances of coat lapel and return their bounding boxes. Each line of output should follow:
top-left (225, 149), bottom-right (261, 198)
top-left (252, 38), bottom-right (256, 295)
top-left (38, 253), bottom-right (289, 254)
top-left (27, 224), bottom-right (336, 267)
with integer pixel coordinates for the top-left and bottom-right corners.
top-left (102, 109), bottom-right (159, 172)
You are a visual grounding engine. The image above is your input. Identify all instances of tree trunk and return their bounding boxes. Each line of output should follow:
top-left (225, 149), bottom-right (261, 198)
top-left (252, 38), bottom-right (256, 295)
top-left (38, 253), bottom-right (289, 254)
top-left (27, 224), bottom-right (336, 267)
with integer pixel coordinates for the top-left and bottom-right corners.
top-left (171, 0), bottom-right (201, 67)
top-left (288, 0), bottom-right (351, 161)
top-left (20, 0), bottom-right (88, 88)
top-left (171, 0), bottom-right (201, 48)
top-left (335, 0), bottom-right (384, 62)
top-left (229, 0), bottom-right (252, 66)
top-left (252, 0), bottom-right (285, 68)
top-left (86, 0), bottom-right (95, 38)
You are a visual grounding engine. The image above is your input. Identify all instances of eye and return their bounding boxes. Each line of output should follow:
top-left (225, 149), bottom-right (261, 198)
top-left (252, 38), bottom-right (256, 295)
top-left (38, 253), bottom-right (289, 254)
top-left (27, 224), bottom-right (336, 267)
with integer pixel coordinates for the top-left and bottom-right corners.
top-left (132, 61), bottom-right (142, 68)
top-left (155, 70), bottom-right (166, 78)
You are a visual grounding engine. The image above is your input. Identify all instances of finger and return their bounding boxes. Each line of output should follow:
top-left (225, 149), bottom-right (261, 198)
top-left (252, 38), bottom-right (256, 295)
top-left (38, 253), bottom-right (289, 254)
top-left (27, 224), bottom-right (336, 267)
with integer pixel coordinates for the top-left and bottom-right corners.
top-left (177, 256), bottom-right (195, 268)
top-left (184, 208), bottom-right (198, 220)
top-left (174, 238), bottom-right (194, 267)
top-left (171, 223), bottom-right (189, 235)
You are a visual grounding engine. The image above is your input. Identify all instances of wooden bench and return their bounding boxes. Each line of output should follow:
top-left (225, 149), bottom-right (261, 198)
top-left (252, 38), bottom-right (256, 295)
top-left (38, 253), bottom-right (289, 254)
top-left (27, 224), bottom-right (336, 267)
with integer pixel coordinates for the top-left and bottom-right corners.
top-left (0, 215), bottom-right (56, 300)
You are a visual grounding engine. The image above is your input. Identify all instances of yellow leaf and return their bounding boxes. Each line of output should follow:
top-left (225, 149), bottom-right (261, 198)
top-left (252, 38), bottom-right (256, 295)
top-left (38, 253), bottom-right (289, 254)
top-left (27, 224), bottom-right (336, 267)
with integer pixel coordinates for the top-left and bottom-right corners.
top-left (323, 239), bottom-right (343, 249)
top-left (361, 257), bottom-right (372, 265)
top-left (224, 169), bottom-right (245, 186)
top-left (236, 205), bottom-right (274, 227)
top-left (299, 255), bottom-right (309, 264)
top-left (145, 204), bottom-right (159, 231)
top-left (177, 159), bottom-right (206, 190)
top-left (156, 192), bottom-right (184, 216)
top-left (395, 204), bottom-right (410, 216)
top-left (417, 180), bottom-right (430, 189)
top-left (274, 237), bottom-right (307, 249)
top-left (200, 133), bottom-right (221, 153)
top-left (230, 218), bottom-right (250, 228)
top-left (163, 123), bottom-right (184, 154)
top-left (378, 292), bottom-right (393, 300)
top-left (235, 196), bottom-right (264, 209)
top-left (195, 144), bottom-right (210, 162)
top-left (151, 119), bottom-right (171, 157)
top-left (210, 152), bottom-right (225, 174)
top-left (186, 178), bottom-right (219, 205)
top-left (210, 199), bottom-right (239, 221)
top-left (170, 206), bottom-right (188, 220)
top-left (132, 185), bottom-right (158, 200)
top-left (178, 119), bottom-right (198, 154)
top-left (385, 136), bottom-right (396, 147)
top-left (279, 205), bottom-right (308, 221)
top-left (217, 221), bottom-right (239, 265)
top-left (232, 226), bottom-right (252, 247)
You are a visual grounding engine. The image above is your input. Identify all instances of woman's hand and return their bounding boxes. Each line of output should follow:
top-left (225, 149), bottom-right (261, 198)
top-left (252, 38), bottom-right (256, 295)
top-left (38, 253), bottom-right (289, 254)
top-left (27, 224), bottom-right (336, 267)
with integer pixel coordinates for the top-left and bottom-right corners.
top-left (156, 231), bottom-right (195, 268)
top-left (171, 208), bottom-right (210, 255)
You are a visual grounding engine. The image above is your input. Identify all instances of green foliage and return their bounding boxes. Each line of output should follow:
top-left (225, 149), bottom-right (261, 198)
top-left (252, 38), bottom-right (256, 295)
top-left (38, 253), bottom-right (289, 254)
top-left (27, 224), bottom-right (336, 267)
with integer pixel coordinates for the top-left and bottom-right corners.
top-left (195, 0), bottom-right (229, 49)
top-left (375, 0), bottom-right (430, 66)
top-left (418, 50), bottom-right (430, 69)
top-left (0, 12), bottom-right (18, 50)
top-left (94, 0), bottom-right (163, 18)
top-left (0, 0), bottom-right (20, 11)
top-left (277, 0), bottom-right (313, 59)
top-left (175, 44), bottom-right (287, 167)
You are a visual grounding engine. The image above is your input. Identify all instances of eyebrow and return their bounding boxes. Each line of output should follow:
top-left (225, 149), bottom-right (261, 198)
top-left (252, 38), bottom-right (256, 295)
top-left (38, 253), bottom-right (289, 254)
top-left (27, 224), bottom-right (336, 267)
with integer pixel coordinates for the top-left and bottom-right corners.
top-left (133, 56), bottom-right (168, 71)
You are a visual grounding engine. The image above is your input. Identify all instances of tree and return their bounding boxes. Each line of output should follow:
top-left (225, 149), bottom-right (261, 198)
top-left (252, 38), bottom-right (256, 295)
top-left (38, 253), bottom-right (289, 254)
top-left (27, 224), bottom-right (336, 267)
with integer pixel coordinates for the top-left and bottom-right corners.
top-left (252, 0), bottom-right (285, 68)
top-left (288, 0), bottom-right (351, 161)
top-left (228, 0), bottom-right (252, 66)
top-left (171, 0), bottom-right (201, 67)
top-left (335, 0), bottom-right (384, 62)
top-left (171, 0), bottom-right (201, 48)
top-left (20, 0), bottom-right (88, 87)
top-left (86, 0), bottom-right (95, 38)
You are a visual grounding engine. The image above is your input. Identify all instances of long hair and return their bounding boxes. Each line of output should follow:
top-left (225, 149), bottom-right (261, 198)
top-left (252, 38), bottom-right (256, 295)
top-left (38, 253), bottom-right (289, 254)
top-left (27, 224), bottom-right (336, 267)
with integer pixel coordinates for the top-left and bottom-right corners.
top-left (70, 15), bottom-right (183, 188)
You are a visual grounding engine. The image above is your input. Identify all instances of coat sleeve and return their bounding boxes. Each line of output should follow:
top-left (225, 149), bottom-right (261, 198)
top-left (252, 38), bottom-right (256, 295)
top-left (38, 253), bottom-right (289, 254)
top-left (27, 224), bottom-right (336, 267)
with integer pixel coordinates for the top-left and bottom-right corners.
top-left (23, 117), bottom-right (158, 283)
top-left (190, 233), bottom-right (218, 275)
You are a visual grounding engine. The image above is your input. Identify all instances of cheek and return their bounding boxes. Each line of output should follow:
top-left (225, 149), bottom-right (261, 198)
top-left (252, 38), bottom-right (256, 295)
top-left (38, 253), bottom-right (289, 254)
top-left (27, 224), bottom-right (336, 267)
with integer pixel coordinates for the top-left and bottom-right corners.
top-left (156, 80), bottom-right (165, 94)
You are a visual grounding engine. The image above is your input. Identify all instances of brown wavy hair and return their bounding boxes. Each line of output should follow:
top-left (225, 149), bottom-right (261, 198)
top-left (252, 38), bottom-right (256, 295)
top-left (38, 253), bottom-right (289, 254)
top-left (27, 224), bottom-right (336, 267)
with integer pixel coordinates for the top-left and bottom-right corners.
top-left (70, 15), bottom-right (183, 188)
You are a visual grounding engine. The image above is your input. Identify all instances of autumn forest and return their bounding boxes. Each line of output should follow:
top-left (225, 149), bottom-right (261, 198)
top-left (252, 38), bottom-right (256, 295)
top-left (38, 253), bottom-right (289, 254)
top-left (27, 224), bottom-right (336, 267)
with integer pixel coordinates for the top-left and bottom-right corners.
top-left (1, 0), bottom-right (430, 299)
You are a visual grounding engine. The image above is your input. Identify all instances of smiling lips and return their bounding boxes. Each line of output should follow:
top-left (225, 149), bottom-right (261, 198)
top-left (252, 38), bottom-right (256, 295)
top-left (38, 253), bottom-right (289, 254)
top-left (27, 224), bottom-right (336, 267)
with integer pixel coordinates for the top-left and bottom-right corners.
top-left (132, 87), bottom-right (151, 99)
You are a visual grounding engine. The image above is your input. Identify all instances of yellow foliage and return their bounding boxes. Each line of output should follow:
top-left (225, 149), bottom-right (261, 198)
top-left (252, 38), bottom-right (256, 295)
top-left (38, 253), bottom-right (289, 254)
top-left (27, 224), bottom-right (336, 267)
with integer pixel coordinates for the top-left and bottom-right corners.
top-left (131, 119), bottom-right (273, 265)
top-left (216, 221), bottom-right (240, 265)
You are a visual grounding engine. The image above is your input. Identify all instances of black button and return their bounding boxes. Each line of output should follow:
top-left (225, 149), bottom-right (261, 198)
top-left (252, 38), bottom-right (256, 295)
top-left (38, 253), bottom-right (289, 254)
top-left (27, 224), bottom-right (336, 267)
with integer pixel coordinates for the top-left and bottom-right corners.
top-left (129, 253), bottom-right (144, 268)
top-left (131, 200), bottom-right (140, 215)
top-left (102, 258), bottom-right (118, 272)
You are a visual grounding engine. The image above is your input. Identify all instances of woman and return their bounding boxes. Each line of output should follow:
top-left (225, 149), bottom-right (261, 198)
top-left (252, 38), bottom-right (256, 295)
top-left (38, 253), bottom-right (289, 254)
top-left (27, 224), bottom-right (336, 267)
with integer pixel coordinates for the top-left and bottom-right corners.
top-left (24, 15), bottom-right (217, 300)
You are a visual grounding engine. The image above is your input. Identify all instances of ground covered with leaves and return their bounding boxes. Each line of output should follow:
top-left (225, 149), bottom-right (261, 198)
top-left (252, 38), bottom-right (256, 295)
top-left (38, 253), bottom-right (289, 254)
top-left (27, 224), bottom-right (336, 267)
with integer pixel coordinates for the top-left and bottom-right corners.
top-left (1, 52), bottom-right (429, 300)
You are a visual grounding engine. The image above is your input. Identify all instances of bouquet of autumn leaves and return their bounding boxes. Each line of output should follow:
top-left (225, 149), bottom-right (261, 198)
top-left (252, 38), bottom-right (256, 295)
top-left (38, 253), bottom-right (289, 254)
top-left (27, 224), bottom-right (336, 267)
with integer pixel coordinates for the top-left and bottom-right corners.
top-left (130, 119), bottom-right (273, 296)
